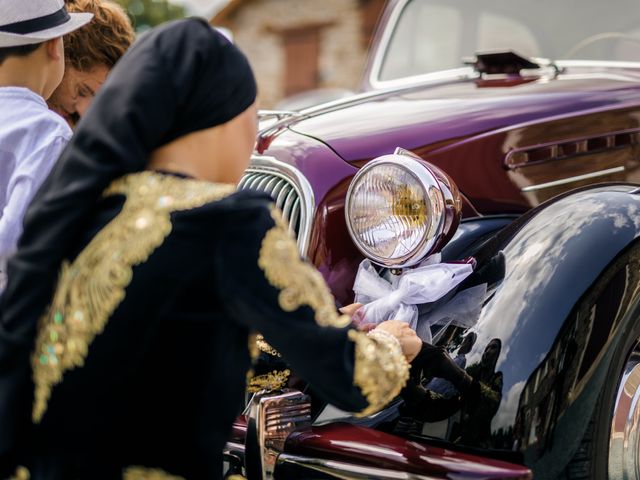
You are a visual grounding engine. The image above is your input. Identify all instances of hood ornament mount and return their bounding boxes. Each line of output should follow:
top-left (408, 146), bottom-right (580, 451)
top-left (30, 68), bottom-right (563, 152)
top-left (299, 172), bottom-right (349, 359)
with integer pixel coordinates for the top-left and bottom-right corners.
top-left (464, 50), bottom-right (561, 78)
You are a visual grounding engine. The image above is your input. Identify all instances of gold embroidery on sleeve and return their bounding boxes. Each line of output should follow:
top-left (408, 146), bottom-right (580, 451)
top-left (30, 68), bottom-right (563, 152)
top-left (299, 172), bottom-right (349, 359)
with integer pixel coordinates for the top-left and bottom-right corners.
top-left (123, 466), bottom-right (185, 480)
top-left (247, 369), bottom-right (291, 393)
top-left (348, 329), bottom-right (410, 417)
top-left (258, 206), bottom-right (350, 328)
top-left (32, 172), bottom-right (235, 423)
top-left (255, 333), bottom-right (281, 357)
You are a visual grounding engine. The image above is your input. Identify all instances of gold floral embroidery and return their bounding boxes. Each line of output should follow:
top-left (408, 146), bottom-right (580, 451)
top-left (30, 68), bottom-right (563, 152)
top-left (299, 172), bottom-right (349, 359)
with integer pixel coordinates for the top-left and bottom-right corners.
top-left (258, 206), bottom-right (350, 328)
top-left (123, 466), bottom-right (185, 480)
top-left (32, 172), bottom-right (235, 422)
top-left (247, 369), bottom-right (291, 393)
top-left (348, 329), bottom-right (410, 417)
top-left (255, 333), bottom-right (281, 357)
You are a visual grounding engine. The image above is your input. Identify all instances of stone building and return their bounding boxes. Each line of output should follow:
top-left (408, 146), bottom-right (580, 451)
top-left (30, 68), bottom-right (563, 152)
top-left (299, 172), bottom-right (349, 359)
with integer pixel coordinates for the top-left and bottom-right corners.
top-left (211, 0), bottom-right (386, 108)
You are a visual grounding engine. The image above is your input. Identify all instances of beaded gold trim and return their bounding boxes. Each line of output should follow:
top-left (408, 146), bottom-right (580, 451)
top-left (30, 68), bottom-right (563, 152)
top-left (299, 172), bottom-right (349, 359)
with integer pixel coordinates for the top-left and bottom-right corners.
top-left (32, 172), bottom-right (235, 422)
top-left (123, 466), bottom-right (185, 480)
top-left (348, 329), bottom-right (410, 417)
top-left (247, 369), bottom-right (291, 393)
top-left (258, 206), bottom-right (350, 328)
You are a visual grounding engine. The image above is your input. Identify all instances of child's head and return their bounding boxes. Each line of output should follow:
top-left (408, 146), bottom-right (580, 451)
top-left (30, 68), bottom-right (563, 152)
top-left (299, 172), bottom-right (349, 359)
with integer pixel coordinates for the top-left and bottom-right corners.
top-left (0, 0), bottom-right (93, 98)
top-left (0, 38), bottom-right (65, 99)
top-left (48, 0), bottom-right (134, 126)
top-left (0, 43), bottom-right (41, 66)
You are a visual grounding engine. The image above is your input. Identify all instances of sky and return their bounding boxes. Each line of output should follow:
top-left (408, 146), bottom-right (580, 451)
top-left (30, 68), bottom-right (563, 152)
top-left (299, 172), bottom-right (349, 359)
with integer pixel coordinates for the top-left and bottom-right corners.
top-left (170, 0), bottom-right (230, 18)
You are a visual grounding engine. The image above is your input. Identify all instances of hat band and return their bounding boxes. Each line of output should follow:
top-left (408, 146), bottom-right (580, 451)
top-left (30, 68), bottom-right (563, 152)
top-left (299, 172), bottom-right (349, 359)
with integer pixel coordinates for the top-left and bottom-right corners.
top-left (0, 7), bottom-right (70, 35)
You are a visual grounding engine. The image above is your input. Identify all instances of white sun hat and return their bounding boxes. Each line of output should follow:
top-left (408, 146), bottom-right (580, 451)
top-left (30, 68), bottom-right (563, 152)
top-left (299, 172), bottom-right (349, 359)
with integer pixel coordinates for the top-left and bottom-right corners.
top-left (0, 0), bottom-right (93, 48)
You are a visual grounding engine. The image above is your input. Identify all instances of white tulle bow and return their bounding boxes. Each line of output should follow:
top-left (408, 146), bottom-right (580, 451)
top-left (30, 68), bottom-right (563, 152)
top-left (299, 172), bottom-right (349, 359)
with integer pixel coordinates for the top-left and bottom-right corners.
top-left (353, 257), bottom-right (484, 342)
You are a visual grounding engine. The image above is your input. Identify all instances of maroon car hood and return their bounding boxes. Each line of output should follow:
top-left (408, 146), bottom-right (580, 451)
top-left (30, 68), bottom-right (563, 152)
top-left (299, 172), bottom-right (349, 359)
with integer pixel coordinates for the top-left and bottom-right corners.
top-left (288, 68), bottom-right (640, 163)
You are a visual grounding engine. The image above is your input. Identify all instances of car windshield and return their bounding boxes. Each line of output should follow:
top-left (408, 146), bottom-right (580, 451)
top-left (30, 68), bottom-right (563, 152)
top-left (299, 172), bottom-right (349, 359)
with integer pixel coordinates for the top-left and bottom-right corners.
top-left (378, 0), bottom-right (640, 82)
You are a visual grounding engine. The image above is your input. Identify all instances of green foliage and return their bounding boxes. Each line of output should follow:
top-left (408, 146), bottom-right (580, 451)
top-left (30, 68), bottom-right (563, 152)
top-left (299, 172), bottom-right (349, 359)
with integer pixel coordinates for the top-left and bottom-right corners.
top-left (115, 0), bottom-right (187, 31)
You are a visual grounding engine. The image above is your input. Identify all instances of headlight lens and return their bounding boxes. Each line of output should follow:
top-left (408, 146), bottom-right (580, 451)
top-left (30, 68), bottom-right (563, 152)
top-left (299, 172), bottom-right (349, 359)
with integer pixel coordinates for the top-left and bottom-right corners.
top-left (345, 154), bottom-right (446, 267)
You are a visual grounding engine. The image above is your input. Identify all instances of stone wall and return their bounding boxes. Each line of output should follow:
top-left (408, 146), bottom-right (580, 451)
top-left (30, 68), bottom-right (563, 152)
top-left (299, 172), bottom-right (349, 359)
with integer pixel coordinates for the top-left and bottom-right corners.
top-left (221, 0), bottom-right (368, 108)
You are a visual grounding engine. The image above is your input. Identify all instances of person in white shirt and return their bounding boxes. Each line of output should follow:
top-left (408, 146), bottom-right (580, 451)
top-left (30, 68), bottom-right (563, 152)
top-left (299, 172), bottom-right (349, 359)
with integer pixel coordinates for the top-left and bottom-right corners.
top-left (0, 0), bottom-right (92, 291)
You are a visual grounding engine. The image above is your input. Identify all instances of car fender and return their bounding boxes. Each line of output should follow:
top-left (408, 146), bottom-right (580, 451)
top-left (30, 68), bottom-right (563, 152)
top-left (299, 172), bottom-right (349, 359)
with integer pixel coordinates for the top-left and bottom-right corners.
top-left (452, 184), bottom-right (640, 475)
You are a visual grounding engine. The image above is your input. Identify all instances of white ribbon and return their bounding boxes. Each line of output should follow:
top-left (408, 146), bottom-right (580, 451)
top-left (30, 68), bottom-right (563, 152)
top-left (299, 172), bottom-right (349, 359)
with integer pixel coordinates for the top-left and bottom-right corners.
top-left (353, 258), bottom-right (475, 339)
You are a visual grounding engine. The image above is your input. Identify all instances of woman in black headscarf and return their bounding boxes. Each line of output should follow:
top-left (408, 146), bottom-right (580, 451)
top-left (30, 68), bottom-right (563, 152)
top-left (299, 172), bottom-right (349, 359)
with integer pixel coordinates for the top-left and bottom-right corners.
top-left (0, 18), bottom-right (419, 479)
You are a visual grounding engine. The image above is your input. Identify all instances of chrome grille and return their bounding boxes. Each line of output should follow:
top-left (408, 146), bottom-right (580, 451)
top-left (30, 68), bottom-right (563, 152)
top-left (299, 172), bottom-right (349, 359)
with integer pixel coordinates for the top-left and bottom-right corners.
top-left (238, 172), bottom-right (301, 235)
top-left (238, 155), bottom-right (314, 256)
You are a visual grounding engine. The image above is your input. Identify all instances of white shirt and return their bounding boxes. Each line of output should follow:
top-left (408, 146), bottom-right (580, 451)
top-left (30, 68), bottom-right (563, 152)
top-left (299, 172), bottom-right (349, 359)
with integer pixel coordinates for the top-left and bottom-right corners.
top-left (0, 87), bottom-right (72, 291)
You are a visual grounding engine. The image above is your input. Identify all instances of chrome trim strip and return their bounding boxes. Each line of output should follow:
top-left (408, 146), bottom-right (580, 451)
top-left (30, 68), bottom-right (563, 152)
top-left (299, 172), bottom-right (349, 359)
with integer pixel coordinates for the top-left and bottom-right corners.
top-left (258, 109), bottom-right (304, 121)
top-left (505, 127), bottom-right (640, 169)
top-left (277, 453), bottom-right (440, 480)
top-left (556, 60), bottom-right (640, 69)
top-left (520, 166), bottom-right (626, 192)
top-left (246, 155), bottom-right (315, 257)
top-left (370, 67), bottom-right (477, 91)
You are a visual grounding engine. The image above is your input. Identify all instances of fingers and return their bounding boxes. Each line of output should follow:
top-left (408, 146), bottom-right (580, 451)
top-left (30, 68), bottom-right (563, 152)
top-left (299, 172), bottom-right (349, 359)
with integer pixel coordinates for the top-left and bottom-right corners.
top-left (339, 303), bottom-right (364, 324)
top-left (339, 303), bottom-right (363, 316)
top-left (372, 320), bottom-right (421, 362)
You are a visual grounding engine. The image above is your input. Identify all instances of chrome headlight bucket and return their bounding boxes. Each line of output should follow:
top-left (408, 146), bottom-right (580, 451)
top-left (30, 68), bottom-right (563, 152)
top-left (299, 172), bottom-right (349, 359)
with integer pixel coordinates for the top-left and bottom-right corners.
top-left (345, 148), bottom-right (461, 268)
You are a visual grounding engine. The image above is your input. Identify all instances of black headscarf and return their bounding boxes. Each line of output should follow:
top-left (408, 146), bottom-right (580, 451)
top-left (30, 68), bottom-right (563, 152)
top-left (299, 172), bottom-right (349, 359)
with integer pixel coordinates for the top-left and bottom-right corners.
top-left (2, 17), bottom-right (256, 333)
top-left (0, 18), bottom-right (256, 467)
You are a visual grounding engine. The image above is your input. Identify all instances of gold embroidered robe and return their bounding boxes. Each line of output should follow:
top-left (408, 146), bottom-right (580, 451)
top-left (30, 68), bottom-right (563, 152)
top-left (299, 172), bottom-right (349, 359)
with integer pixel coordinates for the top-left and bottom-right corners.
top-left (21, 172), bottom-right (407, 480)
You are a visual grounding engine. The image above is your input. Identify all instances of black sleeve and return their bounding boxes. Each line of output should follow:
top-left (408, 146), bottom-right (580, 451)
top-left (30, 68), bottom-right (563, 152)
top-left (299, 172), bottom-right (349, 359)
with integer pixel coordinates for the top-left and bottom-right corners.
top-left (214, 201), bottom-right (409, 415)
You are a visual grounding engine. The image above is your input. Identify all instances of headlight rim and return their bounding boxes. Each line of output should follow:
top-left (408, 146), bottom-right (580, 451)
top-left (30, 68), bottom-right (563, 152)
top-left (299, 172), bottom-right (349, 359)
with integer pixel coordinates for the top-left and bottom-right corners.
top-left (345, 154), bottom-right (447, 268)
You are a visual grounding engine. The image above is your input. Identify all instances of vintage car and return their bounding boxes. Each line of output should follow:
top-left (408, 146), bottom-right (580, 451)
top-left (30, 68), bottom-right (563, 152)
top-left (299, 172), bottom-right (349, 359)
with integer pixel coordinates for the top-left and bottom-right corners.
top-left (229, 0), bottom-right (640, 478)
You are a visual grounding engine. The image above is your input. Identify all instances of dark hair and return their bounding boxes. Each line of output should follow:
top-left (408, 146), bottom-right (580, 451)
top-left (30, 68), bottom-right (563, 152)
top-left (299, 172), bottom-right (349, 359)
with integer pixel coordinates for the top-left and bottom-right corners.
top-left (0, 43), bottom-right (42, 66)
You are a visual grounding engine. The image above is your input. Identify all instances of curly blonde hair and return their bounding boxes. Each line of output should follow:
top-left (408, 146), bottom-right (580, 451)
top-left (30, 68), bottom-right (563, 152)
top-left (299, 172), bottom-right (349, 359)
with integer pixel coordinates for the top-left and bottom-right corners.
top-left (64, 0), bottom-right (135, 71)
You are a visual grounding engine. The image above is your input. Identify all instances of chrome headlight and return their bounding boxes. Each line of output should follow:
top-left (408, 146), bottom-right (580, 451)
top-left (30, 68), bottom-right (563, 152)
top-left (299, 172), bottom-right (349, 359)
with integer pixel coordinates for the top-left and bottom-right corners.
top-left (345, 150), bottom-right (458, 268)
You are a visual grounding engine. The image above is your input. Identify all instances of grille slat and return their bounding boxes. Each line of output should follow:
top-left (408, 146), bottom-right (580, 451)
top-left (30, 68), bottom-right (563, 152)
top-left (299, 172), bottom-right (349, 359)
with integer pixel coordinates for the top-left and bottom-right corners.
top-left (270, 179), bottom-right (287, 203)
top-left (275, 184), bottom-right (293, 209)
top-left (288, 197), bottom-right (300, 235)
top-left (255, 175), bottom-right (273, 191)
top-left (239, 168), bottom-right (304, 251)
top-left (239, 172), bottom-right (259, 189)
top-left (281, 189), bottom-right (297, 225)
top-left (238, 156), bottom-right (315, 257)
top-left (263, 176), bottom-right (280, 193)
top-left (247, 174), bottom-right (264, 190)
